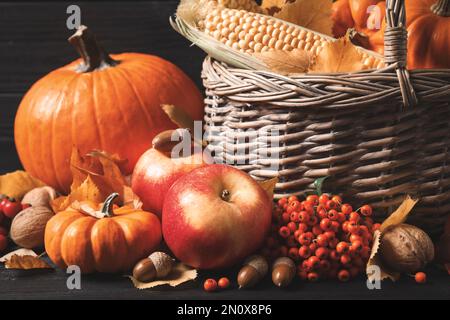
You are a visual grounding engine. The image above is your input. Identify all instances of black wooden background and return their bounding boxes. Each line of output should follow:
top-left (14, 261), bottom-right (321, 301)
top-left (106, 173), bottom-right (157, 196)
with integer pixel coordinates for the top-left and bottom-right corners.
top-left (0, 1), bottom-right (449, 300)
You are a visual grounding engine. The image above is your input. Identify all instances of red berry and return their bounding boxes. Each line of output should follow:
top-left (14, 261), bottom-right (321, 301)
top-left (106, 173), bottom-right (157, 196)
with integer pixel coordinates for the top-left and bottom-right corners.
top-left (337, 212), bottom-right (347, 223)
top-left (298, 270), bottom-right (308, 280)
top-left (327, 209), bottom-right (339, 221)
top-left (330, 250), bottom-right (340, 261)
top-left (350, 240), bottom-right (364, 253)
top-left (307, 256), bottom-right (320, 270)
top-left (287, 201), bottom-right (300, 214)
top-left (0, 197), bottom-right (9, 213)
top-left (328, 238), bottom-right (339, 249)
top-left (349, 212), bottom-right (361, 223)
top-left (347, 221), bottom-right (360, 234)
top-left (349, 234), bottom-right (362, 243)
top-left (0, 212), bottom-right (3, 225)
top-left (312, 225), bottom-right (323, 236)
top-left (287, 236), bottom-right (297, 248)
top-left (316, 234), bottom-right (328, 247)
top-left (298, 211), bottom-right (310, 223)
top-left (299, 232), bottom-right (313, 246)
top-left (288, 196), bottom-right (298, 203)
top-left (372, 223), bottom-right (381, 232)
top-left (319, 259), bottom-right (331, 271)
top-left (318, 194), bottom-right (329, 204)
top-left (294, 229), bottom-right (302, 239)
top-left (331, 221), bottom-right (340, 233)
top-left (317, 208), bottom-right (328, 219)
top-left (0, 226), bottom-right (7, 237)
top-left (326, 200), bottom-right (338, 210)
top-left (306, 195), bottom-right (319, 205)
top-left (342, 221), bottom-right (350, 233)
top-left (309, 242), bottom-right (318, 252)
top-left (2, 199), bottom-right (22, 219)
top-left (287, 222), bottom-right (297, 232)
top-left (336, 242), bottom-right (349, 254)
top-left (415, 272), bottom-right (427, 284)
top-left (341, 204), bottom-right (353, 215)
top-left (315, 247), bottom-right (329, 260)
top-left (279, 226), bottom-right (291, 238)
top-left (360, 205), bottom-right (373, 217)
top-left (0, 235), bottom-right (8, 252)
top-left (290, 211), bottom-right (300, 223)
top-left (331, 195), bottom-right (342, 204)
top-left (338, 270), bottom-right (351, 282)
top-left (360, 246), bottom-right (371, 259)
top-left (302, 260), bottom-right (311, 272)
top-left (299, 245), bottom-right (312, 259)
top-left (298, 223), bottom-right (309, 233)
top-left (320, 218), bottom-right (332, 231)
top-left (308, 215), bottom-right (318, 226)
top-left (340, 254), bottom-right (352, 265)
top-left (324, 231), bottom-right (336, 241)
top-left (278, 197), bottom-right (288, 207)
top-left (281, 212), bottom-right (291, 223)
top-left (218, 277), bottom-right (230, 289)
top-left (302, 202), bottom-right (315, 214)
top-left (289, 247), bottom-right (299, 260)
top-left (307, 272), bottom-right (319, 282)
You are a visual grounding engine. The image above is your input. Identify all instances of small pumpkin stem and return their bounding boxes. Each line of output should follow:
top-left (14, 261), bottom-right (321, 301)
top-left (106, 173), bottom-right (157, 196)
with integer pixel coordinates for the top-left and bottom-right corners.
top-left (101, 193), bottom-right (119, 217)
top-left (68, 25), bottom-right (118, 72)
top-left (432, 0), bottom-right (450, 16)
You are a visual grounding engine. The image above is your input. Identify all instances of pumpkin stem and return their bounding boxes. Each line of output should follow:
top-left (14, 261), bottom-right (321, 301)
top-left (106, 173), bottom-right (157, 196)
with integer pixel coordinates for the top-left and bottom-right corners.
top-left (101, 193), bottom-right (119, 217)
top-left (432, 0), bottom-right (450, 16)
top-left (68, 25), bottom-right (118, 72)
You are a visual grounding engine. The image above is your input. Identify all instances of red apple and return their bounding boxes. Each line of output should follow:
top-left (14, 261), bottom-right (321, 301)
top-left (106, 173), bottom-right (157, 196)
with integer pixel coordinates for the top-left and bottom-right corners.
top-left (162, 164), bottom-right (272, 269)
top-left (131, 135), bottom-right (208, 217)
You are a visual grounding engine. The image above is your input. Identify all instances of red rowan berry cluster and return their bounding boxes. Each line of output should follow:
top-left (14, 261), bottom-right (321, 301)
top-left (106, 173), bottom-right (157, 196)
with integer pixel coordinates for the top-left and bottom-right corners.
top-left (262, 194), bottom-right (380, 282)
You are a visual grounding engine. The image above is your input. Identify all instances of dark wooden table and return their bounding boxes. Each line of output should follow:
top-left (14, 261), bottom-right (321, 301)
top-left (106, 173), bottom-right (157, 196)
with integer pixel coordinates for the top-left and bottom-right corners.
top-left (0, 1), bottom-right (449, 300)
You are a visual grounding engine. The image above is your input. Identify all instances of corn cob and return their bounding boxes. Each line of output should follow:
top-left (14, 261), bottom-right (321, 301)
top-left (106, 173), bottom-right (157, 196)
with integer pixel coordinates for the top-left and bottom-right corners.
top-left (177, 0), bottom-right (385, 70)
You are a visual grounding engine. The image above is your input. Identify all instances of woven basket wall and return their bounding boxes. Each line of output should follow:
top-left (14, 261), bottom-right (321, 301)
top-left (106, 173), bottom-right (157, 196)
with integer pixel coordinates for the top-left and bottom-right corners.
top-left (202, 0), bottom-right (450, 235)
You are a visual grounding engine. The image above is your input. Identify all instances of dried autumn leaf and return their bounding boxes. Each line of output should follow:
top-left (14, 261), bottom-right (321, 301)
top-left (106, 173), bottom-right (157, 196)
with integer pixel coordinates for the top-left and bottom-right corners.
top-left (162, 104), bottom-right (195, 133)
top-left (0, 171), bottom-right (45, 200)
top-left (0, 249), bottom-right (37, 263)
top-left (57, 175), bottom-right (107, 212)
top-left (252, 49), bottom-right (311, 75)
top-left (129, 263), bottom-right (197, 289)
top-left (366, 196), bottom-right (419, 282)
top-left (310, 35), bottom-right (374, 73)
top-left (52, 148), bottom-right (134, 212)
top-left (4, 254), bottom-right (52, 270)
top-left (257, 177), bottom-right (279, 200)
top-left (274, 0), bottom-right (333, 36)
top-left (261, 0), bottom-right (288, 15)
top-left (380, 196), bottom-right (418, 232)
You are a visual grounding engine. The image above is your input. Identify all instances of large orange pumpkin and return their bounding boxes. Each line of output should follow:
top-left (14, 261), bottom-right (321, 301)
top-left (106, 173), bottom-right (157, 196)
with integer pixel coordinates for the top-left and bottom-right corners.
top-left (45, 193), bottom-right (162, 274)
top-left (14, 26), bottom-right (204, 193)
top-left (332, 0), bottom-right (450, 69)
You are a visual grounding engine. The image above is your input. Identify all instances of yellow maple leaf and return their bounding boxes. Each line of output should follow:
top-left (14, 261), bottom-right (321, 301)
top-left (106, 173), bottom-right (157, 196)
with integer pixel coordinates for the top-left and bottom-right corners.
top-left (0, 171), bottom-right (45, 200)
top-left (274, 0), bottom-right (333, 36)
top-left (310, 36), bottom-right (371, 73)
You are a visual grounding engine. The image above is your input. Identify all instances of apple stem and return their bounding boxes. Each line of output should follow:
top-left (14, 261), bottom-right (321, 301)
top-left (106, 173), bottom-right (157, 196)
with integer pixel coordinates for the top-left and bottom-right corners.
top-left (101, 193), bottom-right (119, 217)
top-left (221, 189), bottom-right (231, 202)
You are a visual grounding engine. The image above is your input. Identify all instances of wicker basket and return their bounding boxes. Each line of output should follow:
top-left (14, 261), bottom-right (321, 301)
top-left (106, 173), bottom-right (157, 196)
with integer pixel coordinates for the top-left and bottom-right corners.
top-left (201, 0), bottom-right (450, 235)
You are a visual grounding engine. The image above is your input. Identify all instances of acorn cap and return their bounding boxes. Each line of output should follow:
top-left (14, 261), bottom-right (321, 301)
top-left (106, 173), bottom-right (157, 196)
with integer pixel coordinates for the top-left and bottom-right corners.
top-left (149, 251), bottom-right (175, 278)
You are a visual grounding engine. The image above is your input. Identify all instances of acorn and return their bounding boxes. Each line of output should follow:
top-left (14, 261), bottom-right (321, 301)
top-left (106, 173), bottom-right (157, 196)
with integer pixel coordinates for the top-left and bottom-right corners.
top-left (272, 257), bottom-right (296, 288)
top-left (132, 252), bottom-right (175, 283)
top-left (237, 255), bottom-right (268, 289)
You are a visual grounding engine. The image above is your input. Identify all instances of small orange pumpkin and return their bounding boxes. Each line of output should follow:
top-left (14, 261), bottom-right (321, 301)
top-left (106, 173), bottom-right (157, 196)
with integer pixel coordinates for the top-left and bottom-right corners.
top-left (332, 0), bottom-right (450, 69)
top-left (44, 193), bottom-right (162, 274)
top-left (15, 26), bottom-right (204, 193)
